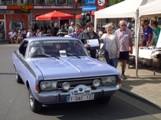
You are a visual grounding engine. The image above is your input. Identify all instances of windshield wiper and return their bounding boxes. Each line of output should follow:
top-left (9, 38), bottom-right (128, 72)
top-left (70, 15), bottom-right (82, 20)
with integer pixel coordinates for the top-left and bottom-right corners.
top-left (66, 53), bottom-right (81, 59)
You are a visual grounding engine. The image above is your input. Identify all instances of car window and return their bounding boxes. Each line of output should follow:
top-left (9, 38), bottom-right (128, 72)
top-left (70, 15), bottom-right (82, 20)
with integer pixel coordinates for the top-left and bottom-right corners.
top-left (19, 41), bottom-right (28, 57)
top-left (28, 40), bottom-right (88, 58)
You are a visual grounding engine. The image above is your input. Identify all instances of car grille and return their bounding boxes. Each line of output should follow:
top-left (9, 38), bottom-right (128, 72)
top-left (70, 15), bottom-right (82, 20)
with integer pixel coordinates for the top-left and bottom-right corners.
top-left (57, 77), bottom-right (102, 89)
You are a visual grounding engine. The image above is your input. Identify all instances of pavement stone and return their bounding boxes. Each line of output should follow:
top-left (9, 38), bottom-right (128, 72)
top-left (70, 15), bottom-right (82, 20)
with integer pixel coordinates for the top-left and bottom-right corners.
top-left (99, 57), bottom-right (161, 109)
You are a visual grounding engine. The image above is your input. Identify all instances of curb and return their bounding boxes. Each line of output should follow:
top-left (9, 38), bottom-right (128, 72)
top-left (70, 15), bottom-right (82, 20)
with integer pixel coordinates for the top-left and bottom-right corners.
top-left (0, 40), bottom-right (10, 44)
top-left (119, 87), bottom-right (161, 110)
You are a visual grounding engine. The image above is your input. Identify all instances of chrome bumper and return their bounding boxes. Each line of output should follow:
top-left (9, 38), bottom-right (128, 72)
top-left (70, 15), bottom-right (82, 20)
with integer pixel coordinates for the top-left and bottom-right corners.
top-left (34, 84), bottom-right (121, 104)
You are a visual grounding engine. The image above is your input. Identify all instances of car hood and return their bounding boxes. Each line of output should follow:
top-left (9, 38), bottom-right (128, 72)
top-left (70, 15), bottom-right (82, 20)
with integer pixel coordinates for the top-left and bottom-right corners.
top-left (32, 57), bottom-right (120, 80)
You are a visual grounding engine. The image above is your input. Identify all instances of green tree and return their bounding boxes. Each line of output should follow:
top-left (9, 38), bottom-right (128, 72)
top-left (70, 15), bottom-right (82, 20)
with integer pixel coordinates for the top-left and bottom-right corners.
top-left (109, 0), bottom-right (125, 6)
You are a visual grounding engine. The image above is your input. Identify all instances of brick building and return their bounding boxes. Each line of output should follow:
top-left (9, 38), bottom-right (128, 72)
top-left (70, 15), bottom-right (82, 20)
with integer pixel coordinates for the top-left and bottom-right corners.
top-left (0, 0), bottom-right (87, 39)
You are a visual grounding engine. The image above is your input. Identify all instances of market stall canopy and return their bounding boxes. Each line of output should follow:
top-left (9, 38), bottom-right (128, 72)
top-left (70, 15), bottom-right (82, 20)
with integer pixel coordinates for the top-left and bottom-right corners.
top-left (75, 11), bottom-right (95, 19)
top-left (94, 0), bottom-right (156, 76)
top-left (95, 0), bottom-right (155, 19)
top-left (139, 0), bottom-right (161, 18)
top-left (36, 11), bottom-right (73, 20)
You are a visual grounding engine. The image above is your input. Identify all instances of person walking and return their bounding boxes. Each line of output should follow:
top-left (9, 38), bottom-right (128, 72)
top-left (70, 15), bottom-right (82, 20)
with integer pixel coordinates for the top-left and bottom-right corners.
top-left (21, 28), bottom-right (26, 39)
top-left (78, 22), bottom-right (99, 58)
top-left (100, 23), bottom-right (120, 68)
top-left (51, 23), bottom-right (59, 36)
top-left (57, 25), bottom-right (68, 36)
top-left (16, 30), bottom-right (23, 44)
top-left (68, 22), bottom-right (75, 34)
top-left (115, 20), bottom-right (133, 79)
top-left (65, 23), bottom-right (82, 38)
top-left (26, 29), bottom-right (33, 38)
top-left (35, 29), bottom-right (42, 37)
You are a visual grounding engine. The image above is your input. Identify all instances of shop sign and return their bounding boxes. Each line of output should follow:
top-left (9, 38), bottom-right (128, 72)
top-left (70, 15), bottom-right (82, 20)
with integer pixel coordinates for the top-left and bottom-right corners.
top-left (82, 6), bottom-right (97, 12)
top-left (20, 2), bottom-right (28, 12)
top-left (85, 0), bottom-right (95, 4)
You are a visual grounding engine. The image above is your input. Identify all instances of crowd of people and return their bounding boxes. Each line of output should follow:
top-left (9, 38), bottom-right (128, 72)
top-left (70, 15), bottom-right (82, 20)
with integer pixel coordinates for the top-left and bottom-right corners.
top-left (140, 20), bottom-right (161, 69)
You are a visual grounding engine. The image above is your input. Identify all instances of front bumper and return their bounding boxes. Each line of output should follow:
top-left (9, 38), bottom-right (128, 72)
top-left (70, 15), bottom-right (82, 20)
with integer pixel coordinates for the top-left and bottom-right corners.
top-left (34, 84), bottom-right (121, 104)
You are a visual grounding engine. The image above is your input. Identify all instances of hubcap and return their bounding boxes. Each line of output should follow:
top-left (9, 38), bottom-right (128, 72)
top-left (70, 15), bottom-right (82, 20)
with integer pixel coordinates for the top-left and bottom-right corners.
top-left (29, 94), bottom-right (34, 107)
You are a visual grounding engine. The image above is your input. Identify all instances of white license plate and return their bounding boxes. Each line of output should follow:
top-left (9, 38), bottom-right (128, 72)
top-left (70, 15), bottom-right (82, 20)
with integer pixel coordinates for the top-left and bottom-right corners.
top-left (67, 94), bottom-right (94, 102)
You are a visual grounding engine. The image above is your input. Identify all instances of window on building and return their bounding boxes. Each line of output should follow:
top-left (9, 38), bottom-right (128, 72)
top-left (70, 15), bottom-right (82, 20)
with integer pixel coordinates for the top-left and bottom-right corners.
top-left (67, 0), bottom-right (73, 5)
top-left (27, 0), bottom-right (33, 5)
top-left (1, 0), bottom-right (12, 5)
top-left (67, 0), bottom-right (85, 6)
top-left (36, 0), bottom-right (45, 5)
top-left (57, 0), bottom-right (67, 5)
top-left (78, 0), bottom-right (85, 5)
top-left (12, 0), bottom-right (24, 5)
top-left (44, 0), bottom-right (56, 5)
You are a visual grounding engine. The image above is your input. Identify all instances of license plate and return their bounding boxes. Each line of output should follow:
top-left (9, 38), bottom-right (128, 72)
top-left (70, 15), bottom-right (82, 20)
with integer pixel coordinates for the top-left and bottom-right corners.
top-left (67, 94), bottom-right (94, 102)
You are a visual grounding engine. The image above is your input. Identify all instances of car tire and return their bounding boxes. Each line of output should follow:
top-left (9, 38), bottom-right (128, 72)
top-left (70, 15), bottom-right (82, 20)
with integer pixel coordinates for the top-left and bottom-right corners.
top-left (29, 88), bottom-right (42, 112)
top-left (97, 96), bottom-right (111, 104)
top-left (15, 71), bottom-right (23, 83)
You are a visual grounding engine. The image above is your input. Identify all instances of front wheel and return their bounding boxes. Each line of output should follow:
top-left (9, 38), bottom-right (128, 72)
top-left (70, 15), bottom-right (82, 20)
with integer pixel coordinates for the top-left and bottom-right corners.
top-left (29, 88), bottom-right (42, 112)
top-left (97, 96), bottom-right (111, 104)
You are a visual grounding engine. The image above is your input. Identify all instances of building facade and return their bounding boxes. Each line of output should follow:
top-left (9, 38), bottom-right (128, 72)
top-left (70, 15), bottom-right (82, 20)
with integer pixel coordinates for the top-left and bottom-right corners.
top-left (0, 0), bottom-right (87, 39)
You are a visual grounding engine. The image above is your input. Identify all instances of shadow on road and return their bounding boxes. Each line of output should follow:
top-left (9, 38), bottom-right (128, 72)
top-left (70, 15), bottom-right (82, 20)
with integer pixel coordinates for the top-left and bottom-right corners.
top-left (35, 95), bottom-right (161, 120)
top-left (0, 73), bottom-right (15, 75)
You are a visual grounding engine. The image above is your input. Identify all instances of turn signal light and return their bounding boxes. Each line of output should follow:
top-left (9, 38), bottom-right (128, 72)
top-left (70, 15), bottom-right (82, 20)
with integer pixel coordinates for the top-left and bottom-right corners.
top-left (117, 78), bottom-right (122, 84)
top-left (35, 84), bottom-right (39, 91)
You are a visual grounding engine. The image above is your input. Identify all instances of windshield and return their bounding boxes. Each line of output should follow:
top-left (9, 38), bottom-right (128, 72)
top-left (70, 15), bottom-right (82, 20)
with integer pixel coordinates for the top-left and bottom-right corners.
top-left (28, 40), bottom-right (88, 58)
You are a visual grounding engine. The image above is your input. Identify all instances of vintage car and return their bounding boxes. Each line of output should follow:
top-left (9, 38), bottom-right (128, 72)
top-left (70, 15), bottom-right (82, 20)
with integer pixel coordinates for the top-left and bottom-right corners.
top-left (12, 37), bottom-right (121, 112)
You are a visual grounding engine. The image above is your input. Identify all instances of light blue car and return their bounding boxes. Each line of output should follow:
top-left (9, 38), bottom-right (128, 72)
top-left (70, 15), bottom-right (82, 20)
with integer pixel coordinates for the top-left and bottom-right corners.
top-left (12, 37), bottom-right (121, 112)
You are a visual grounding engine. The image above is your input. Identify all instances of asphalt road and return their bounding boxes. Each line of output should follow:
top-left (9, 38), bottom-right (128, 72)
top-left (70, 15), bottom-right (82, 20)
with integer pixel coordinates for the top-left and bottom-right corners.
top-left (0, 45), bottom-right (161, 120)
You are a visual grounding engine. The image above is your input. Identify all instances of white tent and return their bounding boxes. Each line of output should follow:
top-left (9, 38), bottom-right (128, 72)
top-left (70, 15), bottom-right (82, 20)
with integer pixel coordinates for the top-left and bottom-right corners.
top-left (95, 0), bottom-right (142, 19)
top-left (134, 0), bottom-right (161, 75)
top-left (94, 0), bottom-right (155, 76)
top-left (94, 0), bottom-right (155, 36)
top-left (139, 0), bottom-right (161, 17)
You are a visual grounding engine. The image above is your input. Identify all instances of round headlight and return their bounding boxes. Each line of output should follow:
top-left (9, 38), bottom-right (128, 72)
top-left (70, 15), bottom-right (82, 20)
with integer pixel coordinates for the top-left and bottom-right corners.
top-left (93, 79), bottom-right (100, 87)
top-left (62, 82), bottom-right (70, 91)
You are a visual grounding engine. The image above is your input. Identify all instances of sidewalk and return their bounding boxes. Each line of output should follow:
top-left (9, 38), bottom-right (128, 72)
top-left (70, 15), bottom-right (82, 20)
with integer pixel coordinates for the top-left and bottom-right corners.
top-left (118, 62), bottom-right (161, 109)
top-left (101, 57), bottom-right (161, 109)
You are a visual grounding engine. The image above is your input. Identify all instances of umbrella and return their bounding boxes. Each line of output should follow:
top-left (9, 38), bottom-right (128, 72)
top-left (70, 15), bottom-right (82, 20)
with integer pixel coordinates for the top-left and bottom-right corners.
top-left (36, 11), bottom-right (74, 20)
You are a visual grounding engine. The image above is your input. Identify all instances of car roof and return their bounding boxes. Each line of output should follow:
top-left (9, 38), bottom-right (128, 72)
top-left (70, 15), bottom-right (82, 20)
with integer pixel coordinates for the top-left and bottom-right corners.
top-left (24, 37), bottom-right (79, 42)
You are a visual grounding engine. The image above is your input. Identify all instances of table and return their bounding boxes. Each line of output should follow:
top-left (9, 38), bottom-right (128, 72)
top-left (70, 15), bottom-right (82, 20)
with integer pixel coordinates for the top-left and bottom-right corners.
top-left (131, 47), bottom-right (155, 59)
top-left (128, 47), bottom-right (156, 68)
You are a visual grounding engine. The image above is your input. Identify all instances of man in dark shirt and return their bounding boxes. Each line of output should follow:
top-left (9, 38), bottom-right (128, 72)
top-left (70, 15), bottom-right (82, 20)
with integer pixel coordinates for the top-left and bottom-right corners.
top-left (52, 23), bottom-right (59, 36)
top-left (78, 22), bottom-right (99, 58)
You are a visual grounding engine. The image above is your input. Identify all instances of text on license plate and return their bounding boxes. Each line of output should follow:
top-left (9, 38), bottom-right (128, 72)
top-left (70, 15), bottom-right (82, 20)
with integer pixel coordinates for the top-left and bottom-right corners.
top-left (67, 94), bottom-right (94, 102)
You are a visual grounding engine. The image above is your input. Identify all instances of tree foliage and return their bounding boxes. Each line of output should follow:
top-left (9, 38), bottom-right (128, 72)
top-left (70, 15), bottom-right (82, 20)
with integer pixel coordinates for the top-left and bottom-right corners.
top-left (109, 0), bottom-right (125, 6)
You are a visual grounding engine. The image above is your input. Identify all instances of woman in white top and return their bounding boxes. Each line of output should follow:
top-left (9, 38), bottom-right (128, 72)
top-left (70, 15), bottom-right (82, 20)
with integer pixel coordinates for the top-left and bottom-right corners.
top-left (26, 29), bottom-right (33, 38)
top-left (100, 23), bottom-right (120, 68)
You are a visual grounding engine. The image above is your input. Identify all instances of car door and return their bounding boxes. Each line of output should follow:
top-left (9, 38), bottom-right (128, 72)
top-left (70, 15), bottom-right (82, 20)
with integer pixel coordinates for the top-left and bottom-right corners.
top-left (16, 40), bottom-right (29, 82)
